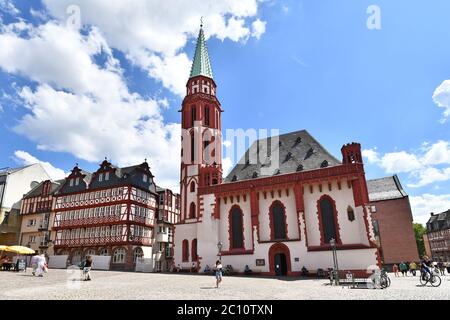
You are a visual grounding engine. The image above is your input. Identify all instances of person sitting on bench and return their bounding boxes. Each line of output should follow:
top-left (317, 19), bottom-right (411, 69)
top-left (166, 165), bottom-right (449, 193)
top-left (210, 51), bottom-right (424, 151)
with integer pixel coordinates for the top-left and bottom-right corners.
top-left (244, 265), bottom-right (252, 275)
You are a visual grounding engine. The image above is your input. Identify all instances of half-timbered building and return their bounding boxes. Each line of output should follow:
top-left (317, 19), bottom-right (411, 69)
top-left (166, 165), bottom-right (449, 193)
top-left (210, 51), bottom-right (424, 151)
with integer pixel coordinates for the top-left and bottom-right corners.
top-left (52, 159), bottom-right (159, 271)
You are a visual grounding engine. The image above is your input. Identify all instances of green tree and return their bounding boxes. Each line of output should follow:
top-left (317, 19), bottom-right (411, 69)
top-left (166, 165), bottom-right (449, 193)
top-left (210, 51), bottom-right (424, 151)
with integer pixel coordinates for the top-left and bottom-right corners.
top-left (413, 223), bottom-right (426, 257)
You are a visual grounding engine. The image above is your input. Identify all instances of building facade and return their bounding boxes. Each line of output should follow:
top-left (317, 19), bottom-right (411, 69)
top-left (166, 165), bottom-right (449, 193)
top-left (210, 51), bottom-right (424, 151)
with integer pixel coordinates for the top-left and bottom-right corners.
top-left (367, 175), bottom-right (419, 267)
top-left (0, 164), bottom-right (51, 245)
top-left (52, 160), bottom-right (159, 271)
top-left (155, 187), bottom-right (180, 271)
top-left (19, 179), bottom-right (64, 256)
top-left (173, 26), bottom-right (381, 276)
top-left (424, 210), bottom-right (450, 262)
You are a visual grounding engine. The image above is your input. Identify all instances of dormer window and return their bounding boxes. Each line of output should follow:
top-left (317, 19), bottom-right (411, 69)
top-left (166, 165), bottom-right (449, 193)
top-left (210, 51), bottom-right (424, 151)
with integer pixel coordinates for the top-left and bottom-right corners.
top-left (69, 179), bottom-right (74, 187)
top-left (321, 160), bottom-right (329, 168)
top-left (296, 164), bottom-right (304, 172)
top-left (252, 172), bottom-right (258, 179)
top-left (75, 178), bottom-right (80, 186)
top-left (105, 172), bottom-right (110, 181)
top-left (99, 173), bottom-right (103, 182)
top-left (143, 174), bottom-right (148, 183)
top-left (231, 175), bottom-right (238, 182)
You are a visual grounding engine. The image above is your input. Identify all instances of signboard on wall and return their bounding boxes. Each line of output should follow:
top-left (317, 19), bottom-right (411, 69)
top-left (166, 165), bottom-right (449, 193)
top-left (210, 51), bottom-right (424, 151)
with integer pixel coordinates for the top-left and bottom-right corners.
top-left (256, 259), bottom-right (265, 266)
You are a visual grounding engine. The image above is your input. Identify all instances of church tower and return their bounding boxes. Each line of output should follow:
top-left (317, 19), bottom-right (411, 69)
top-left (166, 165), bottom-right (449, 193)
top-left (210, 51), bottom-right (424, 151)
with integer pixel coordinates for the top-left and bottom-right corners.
top-left (180, 23), bottom-right (223, 222)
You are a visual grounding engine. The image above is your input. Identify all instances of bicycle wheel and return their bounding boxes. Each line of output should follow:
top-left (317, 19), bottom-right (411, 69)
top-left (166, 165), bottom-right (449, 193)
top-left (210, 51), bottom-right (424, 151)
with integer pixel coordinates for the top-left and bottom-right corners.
top-left (380, 277), bottom-right (388, 289)
top-left (419, 273), bottom-right (428, 285)
top-left (385, 276), bottom-right (391, 287)
top-left (430, 275), bottom-right (441, 287)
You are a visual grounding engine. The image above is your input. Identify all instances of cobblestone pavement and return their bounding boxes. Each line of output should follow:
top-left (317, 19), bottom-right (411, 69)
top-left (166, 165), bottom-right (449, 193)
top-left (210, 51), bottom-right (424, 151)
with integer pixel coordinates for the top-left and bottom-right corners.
top-left (1, 269), bottom-right (449, 300)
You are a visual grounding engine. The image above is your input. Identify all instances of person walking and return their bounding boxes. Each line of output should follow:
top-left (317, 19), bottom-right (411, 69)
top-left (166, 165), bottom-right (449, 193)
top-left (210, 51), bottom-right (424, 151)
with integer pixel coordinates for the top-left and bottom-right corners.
top-left (446, 261), bottom-right (450, 275)
top-left (214, 260), bottom-right (223, 288)
top-left (399, 262), bottom-right (408, 276)
top-left (30, 252), bottom-right (39, 276)
top-left (392, 264), bottom-right (399, 277)
top-left (35, 254), bottom-right (47, 277)
top-left (437, 261), bottom-right (445, 276)
top-left (83, 255), bottom-right (93, 281)
top-left (409, 261), bottom-right (417, 276)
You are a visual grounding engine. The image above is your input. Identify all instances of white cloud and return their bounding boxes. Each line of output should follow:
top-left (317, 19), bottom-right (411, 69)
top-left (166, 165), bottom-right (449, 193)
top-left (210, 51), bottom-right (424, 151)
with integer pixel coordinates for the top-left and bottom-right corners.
top-left (251, 19), bottom-right (266, 40)
top-left (41, 0), bottom-right (266, 96)
top-left (222, 157), bottom-right (233, 177)
top-left (0, 0), bottom-right (19, 16)
top-left (14, 150), bottom-right (66, 180)
top-left (363, 140), bottom-right (450, 187)
top-left (432, 80), bottom-right (450, 122)
top-left (0, 21), bottom-right (180, 190)
top-left (410, 193), bottom-right (450, 225)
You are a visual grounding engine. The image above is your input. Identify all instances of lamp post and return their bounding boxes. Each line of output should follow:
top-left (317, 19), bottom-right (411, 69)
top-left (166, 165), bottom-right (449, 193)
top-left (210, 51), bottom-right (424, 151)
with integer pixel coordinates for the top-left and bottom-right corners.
top-left (217, 241), bottom-right (223, 260)
top-left (330, 238), bottom-right (339, 286)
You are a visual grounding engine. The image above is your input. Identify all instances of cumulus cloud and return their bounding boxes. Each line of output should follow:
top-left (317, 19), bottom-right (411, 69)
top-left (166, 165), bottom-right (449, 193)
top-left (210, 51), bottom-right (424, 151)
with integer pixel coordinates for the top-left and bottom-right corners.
top-left (0, 1), bottom-right (267, 190)
top-left (363, 141), bottom-right (450, 188)
top-left (41, 0), bottom-right (266, 96)
top-left (14, 150), bottom-right (67, 180)
top-left (410, 193), bottom-right (450, 225)
top-left (433, 80), bottom-right (450, 122)
top-left (0, 21), bottom-right (180, 190)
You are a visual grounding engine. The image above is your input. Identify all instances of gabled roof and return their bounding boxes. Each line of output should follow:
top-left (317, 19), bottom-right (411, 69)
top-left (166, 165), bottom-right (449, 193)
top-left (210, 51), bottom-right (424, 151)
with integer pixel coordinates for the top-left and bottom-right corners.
top-left (23, 179), bottom-right (65, 199)
top-left (190, 26), bottom-right (213, 79)
top-left (225, 130), bottom-right (341, 183)
top-left (427, 209), bottom-right (450, 232)
top-left (367, 175), bottom-right (408, 202)
top-left (0, 164), bottom-right (34, 176)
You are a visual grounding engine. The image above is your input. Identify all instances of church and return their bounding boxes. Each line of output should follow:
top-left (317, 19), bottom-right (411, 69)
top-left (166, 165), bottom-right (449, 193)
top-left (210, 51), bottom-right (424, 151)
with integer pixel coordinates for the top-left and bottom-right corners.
top-left (173, 25), bottom-right (381, 276)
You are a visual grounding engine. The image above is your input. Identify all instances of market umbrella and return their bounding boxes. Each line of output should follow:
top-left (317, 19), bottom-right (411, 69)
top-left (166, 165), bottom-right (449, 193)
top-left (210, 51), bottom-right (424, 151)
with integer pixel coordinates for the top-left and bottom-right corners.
top-left (6, 246), bottom-right (35, 255)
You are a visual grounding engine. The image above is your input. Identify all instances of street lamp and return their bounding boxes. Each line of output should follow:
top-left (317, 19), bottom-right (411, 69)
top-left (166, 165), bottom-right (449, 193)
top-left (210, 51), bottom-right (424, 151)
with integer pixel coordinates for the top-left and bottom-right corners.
top-left (330, 238), bottom-right (339, 286)
top-left (217, 241), bottom-right (223, 260)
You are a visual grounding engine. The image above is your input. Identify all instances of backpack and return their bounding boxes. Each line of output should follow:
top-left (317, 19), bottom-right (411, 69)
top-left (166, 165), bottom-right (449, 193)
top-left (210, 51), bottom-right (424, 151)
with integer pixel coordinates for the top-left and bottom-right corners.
top-left (79, 260), bottom-right (86, 270)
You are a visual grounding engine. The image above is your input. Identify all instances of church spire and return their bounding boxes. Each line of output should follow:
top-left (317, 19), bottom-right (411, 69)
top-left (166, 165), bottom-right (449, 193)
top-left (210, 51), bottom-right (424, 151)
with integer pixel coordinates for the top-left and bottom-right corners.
top-left (190, 21), bottom-right (214, 80)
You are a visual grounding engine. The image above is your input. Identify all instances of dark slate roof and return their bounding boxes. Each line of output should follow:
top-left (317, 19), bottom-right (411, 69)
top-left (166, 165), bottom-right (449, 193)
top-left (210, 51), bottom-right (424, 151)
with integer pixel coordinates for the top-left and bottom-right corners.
top-left (426, 210), bottom-right (450, 232)
top-left (367, 175), bottom-right (408, 202)
top-left (225, 130), bottom-right (341, 183)
top-left (24, 179), bottom-right (65, 198)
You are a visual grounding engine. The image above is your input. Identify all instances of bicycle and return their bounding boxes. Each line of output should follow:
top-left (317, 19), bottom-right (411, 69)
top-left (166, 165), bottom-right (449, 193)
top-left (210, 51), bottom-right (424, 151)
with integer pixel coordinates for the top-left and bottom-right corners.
top-left (379, 269), bottom-right (391, 289)
top-left (419, 269), bottom-right (441, 287)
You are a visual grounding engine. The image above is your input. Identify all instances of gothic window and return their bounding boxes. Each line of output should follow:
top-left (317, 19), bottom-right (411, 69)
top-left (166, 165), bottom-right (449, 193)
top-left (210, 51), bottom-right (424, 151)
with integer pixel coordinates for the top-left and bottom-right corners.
top-left (204, 106), bottom-right (210, 126)
top-left (133, 247), bottom-right (143, 263)
top-left (182, 239), bottom-right (189, 262)
top-left (319, 196), bottom-right (338, 244)
top-left (229, 206), bottom-right (244, 249)
top-left (347, 206), bottom-right (355, 222)
top-left (189, 202), bottom-right (196, 219)
top-left (191, 106), bottom-right (197, 126)
top-left (270, 201), bottom-right (287, 240)
top-left (190, 181), bottom-right (196, 193)
top-left (113, 248), bottom-right (126, 264)
top-left (192, 239), bottom-right (198, 261)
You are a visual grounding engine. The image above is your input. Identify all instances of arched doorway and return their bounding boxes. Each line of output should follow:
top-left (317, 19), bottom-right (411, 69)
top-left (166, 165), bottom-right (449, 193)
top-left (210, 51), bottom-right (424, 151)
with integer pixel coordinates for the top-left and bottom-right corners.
top-left (268, 243), bottom-right (291, 276)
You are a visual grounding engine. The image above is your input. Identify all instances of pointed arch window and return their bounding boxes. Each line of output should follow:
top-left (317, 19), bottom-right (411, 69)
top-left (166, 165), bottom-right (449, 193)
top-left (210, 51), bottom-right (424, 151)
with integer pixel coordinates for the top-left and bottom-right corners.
top-left (318, 196), bottom-right (341, 245)
top-left (189, 202), bottom-right (196, 219)
top-left (190, 131), bottom-right (195, 163)
top-left (190, 181), bottom-right (196, 193)
top-left (191, 106), bottom-right (197, 126)
top-left (270, 201), bottom-right (288, 240)
top-left (204, 106), bottom-right (210, 126)
top-left (229, 206), bottom-right (244, 249)
top-left (192, 239), bottom-right (198, 261)
top-left (182, 239), bottom-right (189, 262)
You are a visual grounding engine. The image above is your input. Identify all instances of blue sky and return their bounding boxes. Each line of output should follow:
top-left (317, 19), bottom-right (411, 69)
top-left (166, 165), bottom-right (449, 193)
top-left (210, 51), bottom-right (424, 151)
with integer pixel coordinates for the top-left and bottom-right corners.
top-left (1, 0), bottom-right (450, 224)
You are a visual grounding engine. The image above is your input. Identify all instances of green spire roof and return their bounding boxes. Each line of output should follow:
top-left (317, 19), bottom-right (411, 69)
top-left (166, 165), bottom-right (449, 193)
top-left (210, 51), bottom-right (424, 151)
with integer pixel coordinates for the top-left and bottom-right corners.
top-left (190, 27), bottom-right (214, 79)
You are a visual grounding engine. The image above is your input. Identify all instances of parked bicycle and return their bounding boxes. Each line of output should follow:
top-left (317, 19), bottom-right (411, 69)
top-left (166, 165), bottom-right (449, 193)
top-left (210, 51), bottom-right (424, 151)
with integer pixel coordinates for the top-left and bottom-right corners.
top-left (419, 270), bottom-right (441, 287)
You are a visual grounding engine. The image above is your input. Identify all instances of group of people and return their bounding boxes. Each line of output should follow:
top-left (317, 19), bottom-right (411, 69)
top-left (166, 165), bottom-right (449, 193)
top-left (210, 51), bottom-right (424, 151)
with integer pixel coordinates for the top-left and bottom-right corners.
top-left (392, 256), bottom-right (450, 277)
